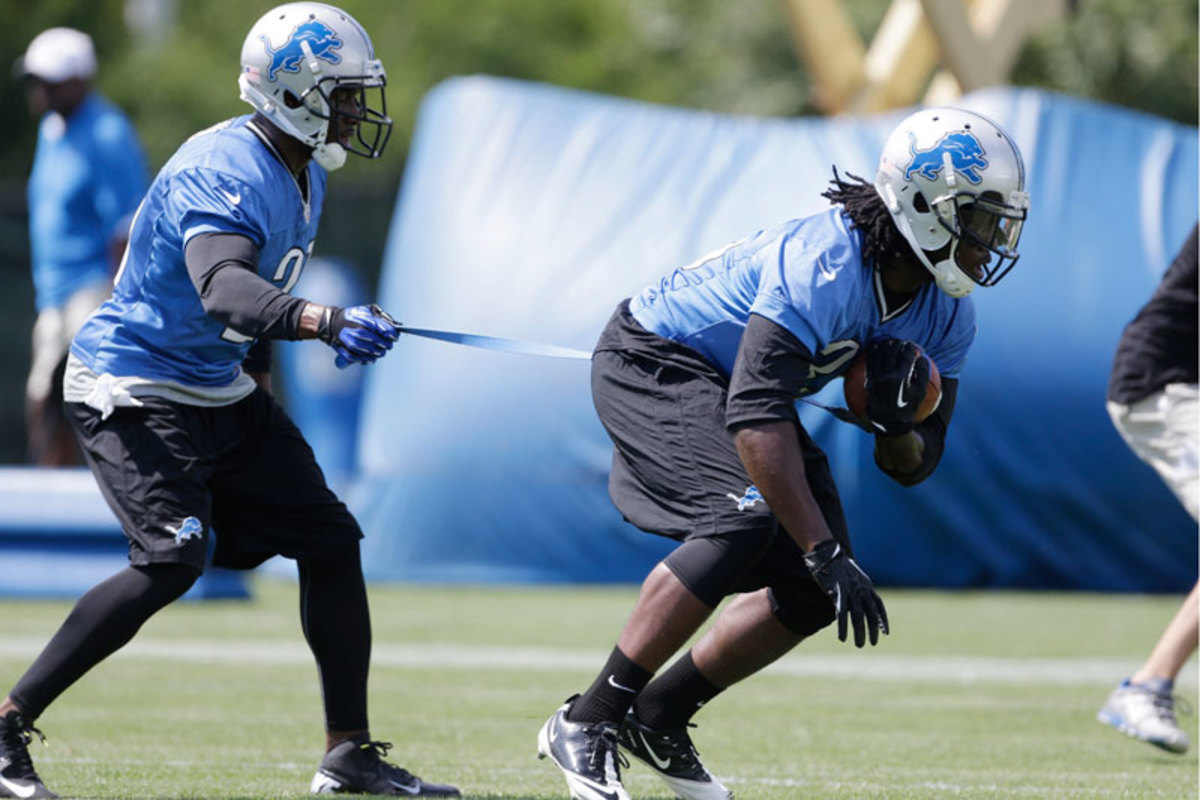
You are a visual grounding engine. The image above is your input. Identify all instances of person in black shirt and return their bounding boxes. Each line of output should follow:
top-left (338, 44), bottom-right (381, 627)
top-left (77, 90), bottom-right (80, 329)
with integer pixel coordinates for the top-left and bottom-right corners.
top-left (1097, 223), bottom-right (1198, 754)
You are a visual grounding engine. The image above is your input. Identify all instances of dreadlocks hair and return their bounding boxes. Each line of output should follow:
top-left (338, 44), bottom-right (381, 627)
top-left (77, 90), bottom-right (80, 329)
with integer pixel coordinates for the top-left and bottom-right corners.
top-left (821, 166), bottom-right (913, 273)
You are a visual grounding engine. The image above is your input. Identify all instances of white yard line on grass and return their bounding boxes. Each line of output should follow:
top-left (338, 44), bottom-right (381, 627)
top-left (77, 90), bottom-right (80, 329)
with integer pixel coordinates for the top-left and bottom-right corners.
top-left (2, 637), bottom-right (1193, 686)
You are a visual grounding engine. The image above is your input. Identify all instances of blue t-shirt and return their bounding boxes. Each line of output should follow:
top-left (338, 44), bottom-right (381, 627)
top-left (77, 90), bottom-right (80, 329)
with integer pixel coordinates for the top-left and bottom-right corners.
top-left (28, 93), bottom-right (149, 311)
top-left (629, 208), bottom-right (975, 393)
top-left (72, 115), bottom-right (327, 388)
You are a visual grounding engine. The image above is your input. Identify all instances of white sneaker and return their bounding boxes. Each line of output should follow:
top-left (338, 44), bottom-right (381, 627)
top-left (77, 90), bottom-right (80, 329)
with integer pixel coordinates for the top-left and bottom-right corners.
top-left (1097, 678), bottom-right (1190, 754)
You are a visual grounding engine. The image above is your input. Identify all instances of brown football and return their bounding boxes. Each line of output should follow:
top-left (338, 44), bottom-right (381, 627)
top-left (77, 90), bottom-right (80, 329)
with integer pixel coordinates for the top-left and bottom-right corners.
top-left (843, 346), bottom-right (942, 424)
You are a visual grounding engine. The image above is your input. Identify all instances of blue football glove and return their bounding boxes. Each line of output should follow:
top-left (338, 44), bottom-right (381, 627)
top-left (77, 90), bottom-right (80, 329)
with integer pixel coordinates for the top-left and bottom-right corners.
top-left (317, 303), bottom-right (401, 367)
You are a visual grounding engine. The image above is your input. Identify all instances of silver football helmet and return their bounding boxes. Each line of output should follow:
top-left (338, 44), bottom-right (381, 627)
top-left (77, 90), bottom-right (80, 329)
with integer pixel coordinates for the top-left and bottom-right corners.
top-left (875, 107), bottom-right (1029, 297)
top-left (238, 2), bottom-right (391, 171)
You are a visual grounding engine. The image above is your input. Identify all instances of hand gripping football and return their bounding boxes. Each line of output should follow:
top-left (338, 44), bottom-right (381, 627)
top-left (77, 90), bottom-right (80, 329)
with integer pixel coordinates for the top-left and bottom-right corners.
top-left (843, 344), bottom-right (942, 425)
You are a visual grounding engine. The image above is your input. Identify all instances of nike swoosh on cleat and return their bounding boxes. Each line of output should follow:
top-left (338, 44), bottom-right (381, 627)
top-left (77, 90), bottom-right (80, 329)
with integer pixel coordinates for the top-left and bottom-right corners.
top-left (387, 778), bottom-right (421, 795)
top-left (607, 675), bottom-right (637, 694)
top-left (565, 773), bottom-right (625, 800)
top-left (638, 730), bottom-right (672, 770)
top-left (0, 775), bottom-right (38, 799)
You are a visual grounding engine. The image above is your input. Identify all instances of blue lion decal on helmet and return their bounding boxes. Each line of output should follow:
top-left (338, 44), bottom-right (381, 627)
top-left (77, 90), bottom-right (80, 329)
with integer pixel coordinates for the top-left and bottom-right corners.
top-left (904, 130), bottom-right (988, 185)
top-left (261, 20), bottom-right (343, 82)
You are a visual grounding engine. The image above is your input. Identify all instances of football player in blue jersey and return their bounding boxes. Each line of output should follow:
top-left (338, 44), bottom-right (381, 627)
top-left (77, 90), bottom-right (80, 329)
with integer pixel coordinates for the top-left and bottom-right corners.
top-left (538, 108), bottom-right (1030, 800)
top-left (0, 4), bottom-right (458, 798)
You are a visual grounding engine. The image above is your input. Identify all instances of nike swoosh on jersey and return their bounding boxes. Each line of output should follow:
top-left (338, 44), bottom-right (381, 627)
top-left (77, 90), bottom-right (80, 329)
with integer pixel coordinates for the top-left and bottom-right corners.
top-left (638, 730), bottom-right (673, 770)
top-left (219, 188), bottom-right (241, 205)
top-left (0, 775), bottom-right (39, 799)
top-left (817, 261), bottom-right (837, 281)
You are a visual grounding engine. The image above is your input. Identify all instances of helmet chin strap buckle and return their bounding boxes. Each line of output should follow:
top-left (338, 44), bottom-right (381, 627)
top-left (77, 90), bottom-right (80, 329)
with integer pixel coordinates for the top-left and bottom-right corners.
top-left (313, 142), bottom-right (346, 171)
top-left (930, 251), bottom-right (974, 298)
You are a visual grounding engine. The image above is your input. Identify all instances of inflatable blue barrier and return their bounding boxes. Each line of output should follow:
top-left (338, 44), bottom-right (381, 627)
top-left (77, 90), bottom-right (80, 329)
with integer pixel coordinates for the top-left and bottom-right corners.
top-left (0, 467), bottom-right (249, 599)
top-left (348, 77), bottom-right (1198, 592)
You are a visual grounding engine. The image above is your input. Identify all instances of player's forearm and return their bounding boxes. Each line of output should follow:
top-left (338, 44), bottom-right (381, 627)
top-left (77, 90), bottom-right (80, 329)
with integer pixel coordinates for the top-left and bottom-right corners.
top-left (874, 422), bottom-right (941, 486)
top-left (734, 420), bottom-right (833, 552)
top-left (297, 303), bottom-right (325, 339)
top-left (874, 431), bottom-right (924, 474)
top-left (875, 377), bottom-right (957, 486)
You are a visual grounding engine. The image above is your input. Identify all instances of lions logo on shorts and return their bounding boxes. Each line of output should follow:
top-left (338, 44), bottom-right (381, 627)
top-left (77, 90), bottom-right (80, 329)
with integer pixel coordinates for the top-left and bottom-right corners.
top-left (165, 516), bottom-right (204, 544)
top-left (726, 485), bottom-right (765, 512)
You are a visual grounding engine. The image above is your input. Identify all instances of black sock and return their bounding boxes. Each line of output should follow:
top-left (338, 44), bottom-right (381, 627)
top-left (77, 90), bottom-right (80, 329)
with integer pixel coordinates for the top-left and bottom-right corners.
top-left (299, 543), bottom-right (372, 733)
top-left (10, 564), bottom-right (198, 720)
top-left (568, 646), bottom-right (652, 725)
top-left (633, 650), bottom-right (724, 731)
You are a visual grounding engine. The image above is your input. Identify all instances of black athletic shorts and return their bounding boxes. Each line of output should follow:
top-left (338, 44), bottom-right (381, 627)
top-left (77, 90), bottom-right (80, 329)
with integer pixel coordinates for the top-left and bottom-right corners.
top-left (592, 302), bottom-right (852, 589)
top-left (67, 389), bottom-right (362, 571)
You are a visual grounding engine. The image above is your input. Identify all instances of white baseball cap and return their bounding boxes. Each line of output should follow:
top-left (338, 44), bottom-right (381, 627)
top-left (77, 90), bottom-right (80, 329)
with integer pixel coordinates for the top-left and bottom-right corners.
top-left (21, 27), bottom-right (97, 83)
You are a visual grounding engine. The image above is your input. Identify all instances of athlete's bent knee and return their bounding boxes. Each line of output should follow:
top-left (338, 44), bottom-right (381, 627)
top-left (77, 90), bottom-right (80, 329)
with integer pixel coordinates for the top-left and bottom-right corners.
top-left (663, 528), bottom-right (775, 609)
top-left (768, 583), bottom-right (835, 638)
top-left (135, 562), bottom-right (202, 604)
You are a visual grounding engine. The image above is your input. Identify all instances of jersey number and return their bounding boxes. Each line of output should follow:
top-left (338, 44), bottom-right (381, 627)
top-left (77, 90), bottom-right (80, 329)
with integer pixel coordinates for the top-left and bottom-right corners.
top-left (220, 243), bottom-right (313, 343)
top-left (807, 339), bottom-right (860, 379)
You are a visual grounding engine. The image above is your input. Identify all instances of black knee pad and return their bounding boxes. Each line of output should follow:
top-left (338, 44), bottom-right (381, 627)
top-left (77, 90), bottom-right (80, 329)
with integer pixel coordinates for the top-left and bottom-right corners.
top-left (663, 528), bottom-right (776, 609)
top-left (768, 580), bottom-right (836, 638)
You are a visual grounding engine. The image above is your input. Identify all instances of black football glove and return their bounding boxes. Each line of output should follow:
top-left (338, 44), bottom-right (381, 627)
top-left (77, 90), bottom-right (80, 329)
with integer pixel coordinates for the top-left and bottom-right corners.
top-left (803, 539), bottom-right (889, 647)
top-left (864, 338), bottom-right (930, 435)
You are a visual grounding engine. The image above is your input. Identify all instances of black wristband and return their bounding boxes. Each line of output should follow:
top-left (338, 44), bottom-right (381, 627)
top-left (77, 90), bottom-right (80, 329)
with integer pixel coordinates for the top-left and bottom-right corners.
top-left (316, 306), bottom-right (341, 344)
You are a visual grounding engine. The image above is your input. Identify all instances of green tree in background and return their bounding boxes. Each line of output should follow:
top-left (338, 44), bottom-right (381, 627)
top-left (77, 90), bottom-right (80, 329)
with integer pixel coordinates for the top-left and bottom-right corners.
top-left (2, 0), bottom-right (1195, 179)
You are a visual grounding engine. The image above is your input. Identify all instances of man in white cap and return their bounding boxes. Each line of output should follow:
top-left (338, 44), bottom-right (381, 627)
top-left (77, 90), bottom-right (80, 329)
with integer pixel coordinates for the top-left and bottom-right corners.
top-left (19, 27), bottom-right (149, 465)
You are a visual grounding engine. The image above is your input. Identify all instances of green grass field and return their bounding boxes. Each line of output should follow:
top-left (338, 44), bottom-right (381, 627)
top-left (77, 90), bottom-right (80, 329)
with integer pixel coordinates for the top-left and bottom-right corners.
top-left (2, 578), bottom-right (1196, 799)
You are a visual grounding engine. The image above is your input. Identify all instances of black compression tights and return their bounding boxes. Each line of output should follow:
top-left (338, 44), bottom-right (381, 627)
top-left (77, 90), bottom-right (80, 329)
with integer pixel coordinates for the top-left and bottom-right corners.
top-left (297, 543), bottom-right (372, 733)
top-left (10, 563), bottom-right (200, 720)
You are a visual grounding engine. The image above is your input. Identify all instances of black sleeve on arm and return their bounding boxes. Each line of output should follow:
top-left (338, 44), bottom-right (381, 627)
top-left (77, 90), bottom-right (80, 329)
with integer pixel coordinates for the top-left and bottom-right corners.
top-left (726, 313), bottom-right (816, 431)
top-left (875, 376), bottom-right (959, 486)
top-left (184, 232), bottom-right (308, 340)
top-left (241, 338), bottom-right (273, 374)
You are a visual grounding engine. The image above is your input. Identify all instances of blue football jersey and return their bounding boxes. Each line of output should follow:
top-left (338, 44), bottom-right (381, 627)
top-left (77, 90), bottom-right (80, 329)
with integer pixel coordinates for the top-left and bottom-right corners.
top-left (71, 116), bottom-right (326, 387)
top-left (629, 208), bottom-right (975, 396)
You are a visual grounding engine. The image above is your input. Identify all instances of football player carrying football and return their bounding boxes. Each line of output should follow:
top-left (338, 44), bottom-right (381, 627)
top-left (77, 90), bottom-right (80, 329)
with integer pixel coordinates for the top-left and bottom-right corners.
top-left (0, 4), bottom-right (458, 798)
top-left (538, 108), bottom-right (1029, 800)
